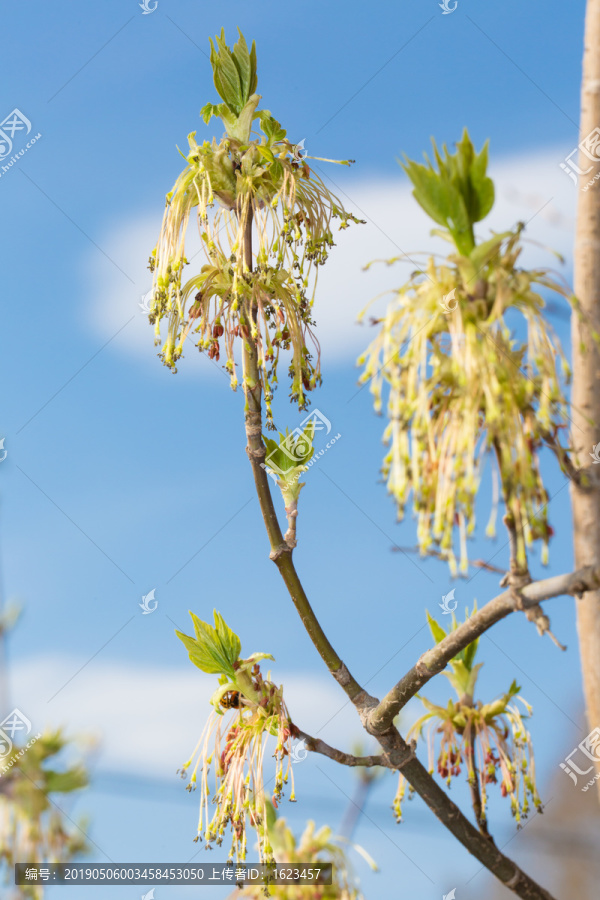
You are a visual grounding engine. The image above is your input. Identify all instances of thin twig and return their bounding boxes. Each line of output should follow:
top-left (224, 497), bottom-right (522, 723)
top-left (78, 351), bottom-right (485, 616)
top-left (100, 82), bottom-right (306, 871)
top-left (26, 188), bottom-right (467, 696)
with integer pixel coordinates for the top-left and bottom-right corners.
top-left (464, 728), bottom-right (491, 838)
top-left (492, 437), bottom-right (529, 579)
top-left (295, 730), bottom-right (385, 768)
top-left (391, 544), bottom-right (507, 576)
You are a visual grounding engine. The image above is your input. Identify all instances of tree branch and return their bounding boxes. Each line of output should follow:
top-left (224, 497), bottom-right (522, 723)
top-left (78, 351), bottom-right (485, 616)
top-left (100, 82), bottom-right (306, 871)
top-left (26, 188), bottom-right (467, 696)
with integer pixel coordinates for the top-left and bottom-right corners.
top-left (391, 544), bottom-right (507, 576)
top-left (571, 0), bottom-right (600, 803)
top-left (294, 730), bottom-right (385, 768)
top-left (239, 206), bottom-right (562, 900)
top-left (238, 207), bottom-right (364, 703)
top-left (368, 565), bottom-right (600, 733)
top-left (378, 732), bottom-right (556, 900)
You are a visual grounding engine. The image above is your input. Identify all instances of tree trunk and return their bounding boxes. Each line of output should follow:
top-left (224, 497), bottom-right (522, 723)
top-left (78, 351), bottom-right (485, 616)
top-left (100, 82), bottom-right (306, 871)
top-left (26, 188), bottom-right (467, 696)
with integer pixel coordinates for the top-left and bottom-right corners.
top-left (571, 0), bottom-right (600, 801)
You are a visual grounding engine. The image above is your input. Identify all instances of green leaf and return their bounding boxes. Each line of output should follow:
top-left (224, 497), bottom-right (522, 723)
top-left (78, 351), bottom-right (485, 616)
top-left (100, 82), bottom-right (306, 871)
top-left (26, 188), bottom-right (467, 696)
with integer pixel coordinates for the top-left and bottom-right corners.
top-left (468, 233), bottom-right (508, 273)
top-left (232, 29), bottom-right (252, 104)
top-left (465, 661), bottom-right (484, 698)
top-left (191, 611), bottom-right (236, 674)
top-left (507, 678), bottom-right (521, 699)
top-left (263, 426), bottom-right (314, 478)
top-left (44, 767), bottom-right (88, 793)
top-left (445, 659), bottom-right (471, 695)
top-left (226, 93), bottom-right (261, 143)
top-left (175, 630), bottom-right (224, 674)
top-left (209, 29), bottom-right (244, 114)
top-left (249, 39), bottom-right (258, 95)
top-left (270, 159), bottom-right (283, 182)
top-left (258, 113), bottom-right (278, 141)
top-left (213, 609), bottom-right (242, 663)
top-left (200, 102), bottom-right (219, 126)
top-left (470, 139), bottom-right (495, 221)
top-left (426, 610), bottom-right (448, 645)
top-left (401, 159), bottom-right (450, 227)
top-left (462, 635), bottom-right (479, 671)
top-left (265, 799), bottom-right (278, 830)
top-left (401, 129), bottom-right (494, 256)
top-left (175, 610), bottom-right (242, 677)
top-left (256, 144), bottom-right (276, 164)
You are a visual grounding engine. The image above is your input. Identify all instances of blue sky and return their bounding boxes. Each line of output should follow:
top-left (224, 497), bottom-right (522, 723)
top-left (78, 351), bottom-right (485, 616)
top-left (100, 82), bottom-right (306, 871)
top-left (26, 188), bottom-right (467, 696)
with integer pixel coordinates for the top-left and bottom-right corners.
top-left (0, 0), bottom-right (596, 897)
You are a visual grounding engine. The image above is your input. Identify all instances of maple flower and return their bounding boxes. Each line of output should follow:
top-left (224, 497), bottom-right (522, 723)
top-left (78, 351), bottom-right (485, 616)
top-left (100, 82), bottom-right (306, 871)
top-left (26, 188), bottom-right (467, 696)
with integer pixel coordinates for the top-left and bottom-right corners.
top-left (359, 130), bottom-right (579, 573)
top-left (148, 29), bottom-right (363, 423)
top-left (394, 609), bottom-right (542, 828)
top-left (176, 610), bottom-right (298, 863)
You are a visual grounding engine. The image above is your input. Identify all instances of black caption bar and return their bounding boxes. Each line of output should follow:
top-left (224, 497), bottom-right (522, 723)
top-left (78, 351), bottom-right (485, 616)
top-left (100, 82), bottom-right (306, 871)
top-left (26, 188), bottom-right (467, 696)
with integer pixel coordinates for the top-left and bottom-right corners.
top-left (16, 863), bottom-right (333, 886)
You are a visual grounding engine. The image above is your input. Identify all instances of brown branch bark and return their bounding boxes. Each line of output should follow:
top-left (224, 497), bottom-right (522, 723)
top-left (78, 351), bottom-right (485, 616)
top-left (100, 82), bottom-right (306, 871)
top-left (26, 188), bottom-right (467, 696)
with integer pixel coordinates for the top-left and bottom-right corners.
top-left (238, 207), bottom-right (364, 703)
top-left (294, 730), bottom-right (384, 768)
top-left (368, 565), bottom-right (600, 733)
top-left (571, 0), bottom-right (600, 802)
top-left (378, 733), bottom-right (556, 900)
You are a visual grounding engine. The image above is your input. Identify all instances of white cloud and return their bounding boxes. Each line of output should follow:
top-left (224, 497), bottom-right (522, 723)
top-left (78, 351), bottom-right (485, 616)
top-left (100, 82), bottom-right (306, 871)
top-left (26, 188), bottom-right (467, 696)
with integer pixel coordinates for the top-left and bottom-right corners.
top-left (11, 656), bottom-right (363, 779)
top-left (85, 146), bottom-right (576, 365)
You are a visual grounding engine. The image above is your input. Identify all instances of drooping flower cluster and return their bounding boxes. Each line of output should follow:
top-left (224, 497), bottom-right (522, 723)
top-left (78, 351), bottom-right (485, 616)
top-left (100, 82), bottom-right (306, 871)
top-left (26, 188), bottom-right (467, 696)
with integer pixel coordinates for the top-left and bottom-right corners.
top-left (228, 811), bottom-right (376, 900)
top-left (394, 610), bottom-right (542, 828)
top-left (0, 730), bottom-right (88, 899)
top-left (148, 29), bottom-right (362, 422)
top-left (176, 610), bottom-right (298, 862)
top-left (359, 130), bottom-right (576, 573)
